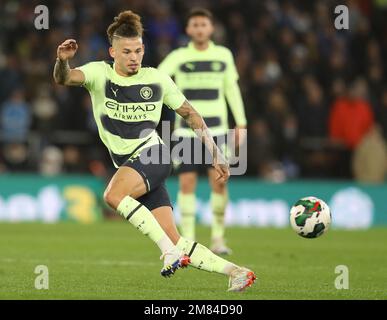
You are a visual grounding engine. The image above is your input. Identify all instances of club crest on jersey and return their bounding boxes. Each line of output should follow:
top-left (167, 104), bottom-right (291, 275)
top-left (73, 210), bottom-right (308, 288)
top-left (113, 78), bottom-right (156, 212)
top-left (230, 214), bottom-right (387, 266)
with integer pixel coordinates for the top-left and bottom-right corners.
top-left (140, 86), bottom-right (153, 100)
top-left (211, 62), bottom-right (222, 71)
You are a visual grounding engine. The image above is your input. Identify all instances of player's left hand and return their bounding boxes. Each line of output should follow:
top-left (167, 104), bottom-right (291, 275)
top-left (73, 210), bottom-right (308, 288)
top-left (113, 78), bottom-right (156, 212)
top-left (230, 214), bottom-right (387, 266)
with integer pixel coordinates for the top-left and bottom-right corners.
top-left (234, 125), bottom-right (247, 150)
top-left (213, 162), bottom-right (230, 182)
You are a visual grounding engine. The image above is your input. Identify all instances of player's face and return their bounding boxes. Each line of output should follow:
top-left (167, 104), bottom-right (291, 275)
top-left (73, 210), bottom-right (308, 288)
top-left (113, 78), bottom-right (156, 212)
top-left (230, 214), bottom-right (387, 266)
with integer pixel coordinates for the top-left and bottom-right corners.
top-left (109, 37), bottom-right (144, 76)
top-left (186, 16), bottom-right (214, 44)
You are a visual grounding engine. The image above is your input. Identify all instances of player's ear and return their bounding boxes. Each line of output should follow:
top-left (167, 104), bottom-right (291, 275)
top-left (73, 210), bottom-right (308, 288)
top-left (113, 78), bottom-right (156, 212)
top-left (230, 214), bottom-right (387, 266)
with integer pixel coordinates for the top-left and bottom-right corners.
top-left (209, 22), bottom-right (215, 34)
top-left (109, 46), bottom-right (115, 59)
top-left (185, 25), bottom-right (192, 37)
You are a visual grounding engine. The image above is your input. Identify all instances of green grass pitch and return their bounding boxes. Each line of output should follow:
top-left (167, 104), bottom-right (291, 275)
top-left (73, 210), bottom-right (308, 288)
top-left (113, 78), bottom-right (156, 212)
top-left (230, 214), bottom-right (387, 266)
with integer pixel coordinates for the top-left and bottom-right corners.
top-left (0, 222), bottom-right (386, 300)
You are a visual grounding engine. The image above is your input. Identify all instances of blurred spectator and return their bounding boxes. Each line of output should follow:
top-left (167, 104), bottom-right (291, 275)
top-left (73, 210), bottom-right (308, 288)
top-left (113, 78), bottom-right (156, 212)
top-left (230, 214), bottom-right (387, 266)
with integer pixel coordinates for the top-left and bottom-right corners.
top-left (264, 88), bottom-right (297, 161)
top-left (296, 76), bottom-right (332, 178)
top-left (248, 118), bottom-right (274, 176)
top-left (147, 2), bottom-right (181, 61)
top-left (0, 0), bottom-right (386, 181)
top-left (32, 84), bottom-right (58, 133)
top-left (330, 77), bottom-right (347, 102)
top-left (353, 125), bottom-right (387, 183)
top-left (329, 78), bottom-right (374, 150)
top-left (39, 146), bottom-right (64, 176)
top-left (297, 76), bottom-right (328, 138)
top-left (376, 88), bottom-right (387, 140)
top-left (62, 145), bottom-right (87, 173)
top-left (0, 55), bottom-right (22, 103)
top-left (251, 88), bottom-right (299, 180)
top-left (328, 78), bottom-right (375, 178)
top-left (0, 89), bottom-right (31, 143)
top-left (262, 48), bottom-right (283, 85)
top-left (1, 143), bottom-right (30, 172)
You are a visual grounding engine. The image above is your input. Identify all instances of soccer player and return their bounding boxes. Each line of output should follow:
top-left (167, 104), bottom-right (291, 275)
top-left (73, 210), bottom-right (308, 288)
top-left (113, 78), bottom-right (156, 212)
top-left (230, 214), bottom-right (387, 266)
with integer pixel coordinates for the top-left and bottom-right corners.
top-left (53, 10), bottom-right (255, 291)
top-left (158, 8), bottom-right (247, 254)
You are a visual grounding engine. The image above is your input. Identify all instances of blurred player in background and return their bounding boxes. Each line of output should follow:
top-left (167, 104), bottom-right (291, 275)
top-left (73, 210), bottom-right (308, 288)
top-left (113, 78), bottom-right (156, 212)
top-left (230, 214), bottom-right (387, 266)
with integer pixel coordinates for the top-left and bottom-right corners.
top-left (159, 8), bottom-right (247, 255)
top-left (53, 10), bottom-right (255, 291)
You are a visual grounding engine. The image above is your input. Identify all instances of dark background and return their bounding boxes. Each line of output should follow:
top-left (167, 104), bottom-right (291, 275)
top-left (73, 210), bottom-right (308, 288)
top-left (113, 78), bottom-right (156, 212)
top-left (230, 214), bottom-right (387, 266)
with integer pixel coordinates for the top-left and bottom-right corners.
top-left (0, 0), bottom-right (386, 182)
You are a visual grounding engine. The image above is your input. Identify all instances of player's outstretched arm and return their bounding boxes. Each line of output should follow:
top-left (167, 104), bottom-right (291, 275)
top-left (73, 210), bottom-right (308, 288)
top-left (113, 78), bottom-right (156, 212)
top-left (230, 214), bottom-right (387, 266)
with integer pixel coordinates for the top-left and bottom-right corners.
top-left (175, 100), bottom-right (230, 182)
top-left (53, 39), bottom-right (85, 86)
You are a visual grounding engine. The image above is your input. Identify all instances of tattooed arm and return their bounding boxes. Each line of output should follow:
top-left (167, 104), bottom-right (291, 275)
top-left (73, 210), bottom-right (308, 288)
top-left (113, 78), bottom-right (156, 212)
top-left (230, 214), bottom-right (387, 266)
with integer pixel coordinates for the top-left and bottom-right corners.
top-left (175, 100), bottom-right (230, 182)
top-left (53, 39), bottom-right (85, 86)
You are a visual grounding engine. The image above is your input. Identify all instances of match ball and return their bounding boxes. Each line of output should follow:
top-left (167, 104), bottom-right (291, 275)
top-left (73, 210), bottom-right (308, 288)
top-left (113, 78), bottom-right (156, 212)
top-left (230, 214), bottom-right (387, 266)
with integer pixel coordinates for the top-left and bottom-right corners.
top-left (290, 196), bottom-right (331, 238)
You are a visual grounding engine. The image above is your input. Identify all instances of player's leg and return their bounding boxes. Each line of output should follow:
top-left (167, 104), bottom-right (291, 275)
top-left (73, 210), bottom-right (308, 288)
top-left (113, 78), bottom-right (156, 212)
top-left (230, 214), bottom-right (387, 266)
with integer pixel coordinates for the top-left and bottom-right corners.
top-left (152, 206), bottom-right (181, 245)
top-left (104, 164), bottom-right (187, 277)
top-left (153, 205), bottom-right (235, 274)
top-left (207, 167), bottom-right (232, 255)
top-left (177, 171), bottom-right (198, 241)
top-left (173, 135), bottom-right (199, 241)
top-left (152, 196), bottom-right (239, 276)
top-left (104, 166), bottom-right (177, 256)
top-left (152, 203), bottom-right (256, 291)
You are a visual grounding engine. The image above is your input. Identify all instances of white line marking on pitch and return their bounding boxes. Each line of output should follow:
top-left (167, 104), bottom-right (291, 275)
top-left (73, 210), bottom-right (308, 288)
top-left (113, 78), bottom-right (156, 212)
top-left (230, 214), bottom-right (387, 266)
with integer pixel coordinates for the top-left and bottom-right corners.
top-left (0, 258), bottom-right (159, 267)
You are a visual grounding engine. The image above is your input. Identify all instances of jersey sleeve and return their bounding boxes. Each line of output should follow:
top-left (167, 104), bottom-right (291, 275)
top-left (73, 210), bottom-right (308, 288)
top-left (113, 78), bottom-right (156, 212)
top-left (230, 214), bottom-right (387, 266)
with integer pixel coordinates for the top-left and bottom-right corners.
top-left (158, 50), bottom-right (179, 76)
top-left (75, 61), bottom-right (103, 91)
top-left (225, 82), bottom-right (247, 127)
top-left (223, 49), bottom-right (246, 126)
top-left (161, 72), bottom-right (186, 110)
top-left (224, 49), bottom-right (239, 87)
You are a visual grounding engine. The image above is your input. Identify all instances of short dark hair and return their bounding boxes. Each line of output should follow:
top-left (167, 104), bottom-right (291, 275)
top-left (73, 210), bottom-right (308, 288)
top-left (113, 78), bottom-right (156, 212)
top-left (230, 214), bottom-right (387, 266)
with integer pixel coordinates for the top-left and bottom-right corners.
top-left (186, 8), bottom-right (214, 24)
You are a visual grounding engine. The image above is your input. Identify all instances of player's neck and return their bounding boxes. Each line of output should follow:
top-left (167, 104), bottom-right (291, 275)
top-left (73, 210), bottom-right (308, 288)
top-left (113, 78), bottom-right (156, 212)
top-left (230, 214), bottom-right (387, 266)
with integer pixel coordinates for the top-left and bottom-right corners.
top-left (192, 41), bottom-right (210, 51)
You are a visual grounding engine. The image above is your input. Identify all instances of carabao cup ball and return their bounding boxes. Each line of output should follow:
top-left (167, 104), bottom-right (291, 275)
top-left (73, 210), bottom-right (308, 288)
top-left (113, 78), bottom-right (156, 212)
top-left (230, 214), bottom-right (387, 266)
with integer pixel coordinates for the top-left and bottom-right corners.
top-left (290, 196), bottom-right (331, 238)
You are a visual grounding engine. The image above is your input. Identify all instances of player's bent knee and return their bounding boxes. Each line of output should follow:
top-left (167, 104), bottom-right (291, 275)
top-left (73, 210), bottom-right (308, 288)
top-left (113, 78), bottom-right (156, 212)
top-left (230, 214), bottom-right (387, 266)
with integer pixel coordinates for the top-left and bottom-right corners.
top-left (103, 189), bottom-right (126, 210)
top-left (180, 184), bottom-right (195, 194)
top-left (179, 175), bottom-right (197, 193)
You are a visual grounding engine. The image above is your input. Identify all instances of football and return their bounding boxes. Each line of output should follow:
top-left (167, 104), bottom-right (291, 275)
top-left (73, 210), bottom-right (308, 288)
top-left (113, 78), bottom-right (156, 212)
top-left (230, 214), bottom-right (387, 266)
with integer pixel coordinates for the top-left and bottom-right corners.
top-left (290, 197), bottom-right (331, 238)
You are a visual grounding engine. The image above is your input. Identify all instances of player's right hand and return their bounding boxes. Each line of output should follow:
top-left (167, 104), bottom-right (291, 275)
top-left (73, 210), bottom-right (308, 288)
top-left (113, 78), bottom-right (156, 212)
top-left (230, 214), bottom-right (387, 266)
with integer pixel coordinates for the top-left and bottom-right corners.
top-left (57, 39), bottom-right (78, 61)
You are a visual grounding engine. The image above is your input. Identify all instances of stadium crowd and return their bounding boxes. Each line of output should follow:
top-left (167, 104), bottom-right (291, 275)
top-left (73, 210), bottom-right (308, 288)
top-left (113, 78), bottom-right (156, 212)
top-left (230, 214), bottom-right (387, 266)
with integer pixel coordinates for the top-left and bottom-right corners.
top-left (0, 0), bottom-right (387, 182)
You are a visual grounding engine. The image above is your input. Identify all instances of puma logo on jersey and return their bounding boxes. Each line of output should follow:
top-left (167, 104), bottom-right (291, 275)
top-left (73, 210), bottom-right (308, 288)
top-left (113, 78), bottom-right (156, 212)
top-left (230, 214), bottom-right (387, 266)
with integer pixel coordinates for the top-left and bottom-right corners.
top-left (185, 62), bottom-right (195, 70)
top-left (111, 87), bottom-right (119, 97)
